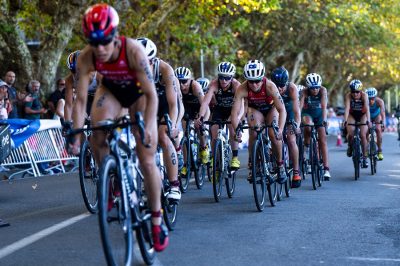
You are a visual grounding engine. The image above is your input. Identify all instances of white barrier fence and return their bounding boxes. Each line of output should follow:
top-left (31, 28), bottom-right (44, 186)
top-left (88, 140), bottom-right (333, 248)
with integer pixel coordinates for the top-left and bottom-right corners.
top-left (2, 120), bottom-right (78, 180)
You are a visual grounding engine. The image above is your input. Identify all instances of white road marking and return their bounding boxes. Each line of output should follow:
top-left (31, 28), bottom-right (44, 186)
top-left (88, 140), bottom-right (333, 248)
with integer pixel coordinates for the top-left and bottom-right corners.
top-left (0, 213), bottom-right (90, 259)
top-left (347, 257), bottom-right (400, 262)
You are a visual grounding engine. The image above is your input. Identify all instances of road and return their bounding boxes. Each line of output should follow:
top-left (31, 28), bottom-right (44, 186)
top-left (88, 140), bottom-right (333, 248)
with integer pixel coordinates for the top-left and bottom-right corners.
top-left (0, 134), bottom-right (399, 266)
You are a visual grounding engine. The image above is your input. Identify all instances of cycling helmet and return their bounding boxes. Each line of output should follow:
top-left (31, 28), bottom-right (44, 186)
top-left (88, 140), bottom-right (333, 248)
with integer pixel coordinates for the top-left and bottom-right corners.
top-left (175, 67), bottom-right (191, 80)
top-left (305, 73), bottom-right (322, 88)
top-left (349, 79), bottom-right (363, 91)
top-left (243, 60), bottom-right (265, 80)
top-left (196, 77), bottom-right (210, 91)
top-left (271, 66), bottom-right (289, 87)
top-left (136, 37), bottom-right (157, 60)
top-left (82, 4), bottom-right (119, 44)
top-left (365, 87), bottom-right (377, 98)
top-left (217, 62), bottom-right (236, 76)
top-left (66, 50), bottom-right (80, 73)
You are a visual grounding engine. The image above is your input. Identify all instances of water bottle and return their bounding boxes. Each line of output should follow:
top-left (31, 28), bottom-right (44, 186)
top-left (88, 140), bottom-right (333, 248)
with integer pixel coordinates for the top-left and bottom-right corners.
top-left (125, 160), bottom-right (138, 206)
top-left (190, 133), bottom-right (198, 163)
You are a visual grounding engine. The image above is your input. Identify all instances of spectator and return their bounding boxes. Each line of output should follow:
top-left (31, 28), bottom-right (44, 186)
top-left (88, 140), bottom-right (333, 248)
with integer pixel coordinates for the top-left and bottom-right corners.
top-left (47, 79), bottom-right (65, 119)
top-left (4, 71), bottom-right (24, 118)
top-left (0, 80), bottom-right (10, 119)
top-left (24, 80), bottom-right (48, 120)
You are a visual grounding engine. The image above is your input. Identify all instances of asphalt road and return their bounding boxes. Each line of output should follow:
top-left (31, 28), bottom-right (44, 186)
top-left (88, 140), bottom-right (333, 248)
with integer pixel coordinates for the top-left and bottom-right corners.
top-left (1, 134), bottom-right (399, 266)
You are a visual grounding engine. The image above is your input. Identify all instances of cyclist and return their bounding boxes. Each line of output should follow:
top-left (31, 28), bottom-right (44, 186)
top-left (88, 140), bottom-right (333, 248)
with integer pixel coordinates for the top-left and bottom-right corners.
top-left (232, 60), bottom-right (288, 184)
top-left (69, 4), bottom-right (168, 252)
top-left (299, 73), bottom-right (331, 180)
top-left (271, 66), bottom-right (302, 188)
top-left (64, 50), bottom-right (100, 124)
top-left (344, 79), bottom-right (371, 168)
top-left (137, 37), bottom-right (181, 203)
top-left (175, 67), bottom-right (210, 170)
top-left (365, 87), bottom-right (385, 160)
top-left (198, 61), bottom-right (242, 169)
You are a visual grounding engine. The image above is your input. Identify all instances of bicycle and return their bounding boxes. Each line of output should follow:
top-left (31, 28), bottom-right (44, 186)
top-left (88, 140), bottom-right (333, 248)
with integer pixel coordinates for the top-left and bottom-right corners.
top-left (238, 123), bottom-right (278, 212)
top-left (179, 114), bottom-right (204, 192)
top-left (70, 113), bottom-right (155, 265)
top-left (301, 123), bottom-right (326, 190)
top-left (296, 127), bottom-right (307, 181)
top-left (204, 120), bottom-right (236, 202)
top-left (368, 122), bottom-right (379, 175)
top-left (347, 122), bottom-right (367, 181)
top-left (77, 119), bottom-right (98, 214)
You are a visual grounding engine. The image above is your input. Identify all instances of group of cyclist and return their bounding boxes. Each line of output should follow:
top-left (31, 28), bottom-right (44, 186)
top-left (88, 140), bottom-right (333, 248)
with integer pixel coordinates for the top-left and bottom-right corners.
top-left (62, 3), bottom-right (387, 257)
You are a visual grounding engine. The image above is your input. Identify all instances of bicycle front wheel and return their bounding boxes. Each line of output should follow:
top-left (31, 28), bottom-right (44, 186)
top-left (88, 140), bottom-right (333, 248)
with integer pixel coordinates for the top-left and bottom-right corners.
top-left (212, 139), bottom-right (224, 202)
top-left (310, 139), bottom-right (318, 190)
top-left (179, 136), bottom-right (190, 193)
top-left (252, 139), bottom-right (266, 211)
top-left (353, 138), bottom-right (361, 180)
top-left (225, 144), bottom-right (236, 198)
top-left (194, 141), bottom-right (204, 189)
top-left (369, 136), bottom-right (376, 175)
top-left (79, 139), bottom-right (98, 214)
top-left (98, 155), bottom-right (133, 266)
top-left (136, 211), bottom-right (156, 265)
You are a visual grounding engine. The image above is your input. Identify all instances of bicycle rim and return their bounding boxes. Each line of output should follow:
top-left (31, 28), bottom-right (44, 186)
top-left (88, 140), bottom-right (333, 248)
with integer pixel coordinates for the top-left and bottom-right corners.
top-left (136, 212), bottom-right (156, 265)
top-left (353, 140), bottom-right (360, 180)
top-left (98, 155), bottom-right (133, 266)
top-left (179, 137), bottom-right (190, 192)
top-left (79, 139), bottom-right (98, 214)
top-left (212, 140), bottom-right (223, 202)
top-left (225, 144), bottom-right (235, 198)
top-left (194, 142), bottom-right (204, 189)
top-left (252, 139), bottom-right (266, 211)
top-left (310, 140), bottom-right (317, 190)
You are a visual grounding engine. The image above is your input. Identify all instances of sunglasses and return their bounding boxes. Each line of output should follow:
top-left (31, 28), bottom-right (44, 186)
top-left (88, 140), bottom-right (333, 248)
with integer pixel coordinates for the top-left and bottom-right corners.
top-left (351, 91), bottom-right (361, 94)
top-left (218, 75), bottom-right (232, 81)
top-left (248, 79), bottom-right (262, 84)
top-left (309, 87), bottom-right (320, 90)
top-left (89, 37), bottom-right (113, 47)
top-left (180, 79), bottom-right (189, 85)
top-left (59, 83), bottom-right (65, 86)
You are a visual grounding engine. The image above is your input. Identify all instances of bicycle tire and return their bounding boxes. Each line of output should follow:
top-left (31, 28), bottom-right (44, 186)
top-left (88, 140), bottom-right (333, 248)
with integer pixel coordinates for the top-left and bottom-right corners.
top-left (194, 140), bottom-right (204, 189)
top-left (98, 155), bottom-right (133, 266)
top-left (226, 171), bottom-right (236, 198)
top-left (297, 134), bottom-right (306, 180)
top-left (252, 139), bottom-right (266, 211)
top-left (212, 139), bottom-right (224, 202)
top-left (136, 212), bottom-right (156, 265)
top-left (369, 132), bottom-right (376, 175)
top-left (353, 138), bottom-right (360, 180)
top-left (161, 174), bottom-right (178, 231)
top-left (283, 143), bottom-right (291, 197)
top-left (310, 139), bottom-right (317, 190)
top-left (179, 137), bottom-right (190, 193)
top-left (315, 142), bottom-right (322, 187)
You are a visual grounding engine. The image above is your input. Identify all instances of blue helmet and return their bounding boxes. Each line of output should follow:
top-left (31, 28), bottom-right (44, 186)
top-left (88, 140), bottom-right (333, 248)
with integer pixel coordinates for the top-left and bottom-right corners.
top-left (349, 79), bottom-right (363, 91)
top-left (67, 50), bottom-right (81, 73)
top-left (196, 77), bottom-right (210, 92)
top-left (271, 67), bottom-right (289, 88)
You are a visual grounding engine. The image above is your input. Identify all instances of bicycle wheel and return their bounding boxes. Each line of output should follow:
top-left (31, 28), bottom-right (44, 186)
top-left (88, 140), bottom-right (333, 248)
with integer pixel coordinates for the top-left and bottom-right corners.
top-left (136, 211), bottom-right (156, 265)
top-left (161, 178), bottom-right (178, 231)
top-left (79, 139), bottom-right (98, 214)
top-left (179, 136), bottom-right (190, 193)
top-left (283, 143), bottom-right (291, 197)
top-left (353, 138), bottom-right (360, 180)
top-left (369, 133), bottom-right (376, 175)
top-left (252, 139), bottom-right (266, 211)
top-left (224, 143), bottom-right (235, 198)
top-left (98, 155), bottom-right (133, 266)
top-left (297, 134), bottom-right (306, 180)
top-left (194, 140), bottom-right (204, 189)
top-left (315, 143), bottom-right (322, 187)
top-left (310, 139), bottom-right (317, 190)
top-left (212, 139), bottom-right (224, 202)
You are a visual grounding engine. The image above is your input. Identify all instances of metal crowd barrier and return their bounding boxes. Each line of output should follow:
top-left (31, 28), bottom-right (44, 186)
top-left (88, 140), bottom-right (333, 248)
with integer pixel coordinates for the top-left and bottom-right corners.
top-left (1, 128), bottom-right (78, 180)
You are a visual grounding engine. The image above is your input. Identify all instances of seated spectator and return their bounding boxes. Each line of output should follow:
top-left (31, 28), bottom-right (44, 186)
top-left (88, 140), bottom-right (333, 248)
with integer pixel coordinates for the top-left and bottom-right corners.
top-left (24, 80), bottom-right (48, 120)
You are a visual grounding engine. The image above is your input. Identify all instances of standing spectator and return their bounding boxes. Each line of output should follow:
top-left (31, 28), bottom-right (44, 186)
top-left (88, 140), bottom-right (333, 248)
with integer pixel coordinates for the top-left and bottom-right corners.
top-left (47, 79), bottom-right (65, 119)
top-left (24, 80), bottom-right (48, 120)
top-left (4, 71), bottom-right (24, 118)
top-left (0, 80), bottom-right (11, 119)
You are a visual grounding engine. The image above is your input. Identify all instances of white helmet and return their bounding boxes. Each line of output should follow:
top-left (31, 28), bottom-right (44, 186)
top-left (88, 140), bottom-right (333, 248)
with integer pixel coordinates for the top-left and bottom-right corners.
top-left (217, 62), bottom-right (236, 76)
top-left (136, 37), bottom-right (157, 60)
top-left (305, 73), bottom-right (322, 88)
top-left (196, 77), bottom-right (210, 91)
top-left (174, 67), bottom-right (191, 80)
top-left (365, 87), bottom-right (377, 98)
top-left (243, 60), bottom-right (265, 80)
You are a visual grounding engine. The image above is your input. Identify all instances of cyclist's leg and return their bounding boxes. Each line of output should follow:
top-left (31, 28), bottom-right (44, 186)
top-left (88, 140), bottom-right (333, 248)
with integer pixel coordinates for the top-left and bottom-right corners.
top-left (373, 115), bottom-right (383, 159)
top-left (286, 124), bottom-right (301, 185)
top-left (89, 86), bottom-right (122, 165)
top-left (317, 123), bottom-right (330, 179)
top-left (359, 115), bottom-right (368, 157)
top-left (346, 115), bottom-right (356, 156)
top-left (266, 107), bottom-right (282, 162)
top-left (301, 114), bottom-right (313, 157)
top-left (247, 107), bottom-right (264, 181)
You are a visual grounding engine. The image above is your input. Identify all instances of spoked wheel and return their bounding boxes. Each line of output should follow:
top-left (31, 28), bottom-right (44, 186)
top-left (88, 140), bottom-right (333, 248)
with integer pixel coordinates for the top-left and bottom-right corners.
top-left (316, 146), bottom-right (322, 187)
top-left (212, 140), bottom-right (224, 202)
top-left (353, 139), bottom-right (360, 180)
top-left (179, 137), bottom-right (190, 193)
top-left (284, 168), bottom-right (292, 197)
top-left (194, 141), bottom-right (204, 189)
top-left (98, 155), bottom-right (133, 266)
top-left (161, 178), bottom-right (178, 231)
top-left (297, 135), bottom-right (306, 181)
top-left (79, 139), bottom-right (98, 214)
top-left (252, 139), bottom-right (266, 211)
top-left (225, 145), bottom-right (235, 198)
top-left (136, 210), bottom-right (156, 265)
top-left (369, 138), bottom-right (377, 175)
top-left (310, 140), bottom-right (318, 190)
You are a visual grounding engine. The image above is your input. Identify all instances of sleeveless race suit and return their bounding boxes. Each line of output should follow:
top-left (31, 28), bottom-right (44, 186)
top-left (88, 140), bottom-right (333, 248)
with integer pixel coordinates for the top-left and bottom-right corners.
top-left (212, 81), bottom-right (235, 121)
top-left (302, 88), bottom-right (323, 124)
top-left (247, 77), bottom-right (274, 116)
top-left (182, 80), bottom-right (200, 119)
top-left (281, 85), bottom-right (294, 122)
top-left (369, 100), bottom-right (381, 121)
top-left (94, 36), bottom-right (142, 108)
top-left (349, 94), bottom-right (366, 121)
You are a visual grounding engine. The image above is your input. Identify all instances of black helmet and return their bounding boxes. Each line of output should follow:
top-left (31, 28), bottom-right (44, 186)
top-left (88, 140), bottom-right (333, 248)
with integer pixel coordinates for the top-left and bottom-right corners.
top-left (271, 66), bottom-right (289, 88)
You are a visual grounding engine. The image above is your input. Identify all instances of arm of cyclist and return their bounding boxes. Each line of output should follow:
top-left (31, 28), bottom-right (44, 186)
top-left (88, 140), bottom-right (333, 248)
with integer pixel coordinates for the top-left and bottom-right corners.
top-left (377, 97), bottom-right (386, 130)
top-left (162, 62), bottom-right (179, 137)
top-left (192, 80), bottom-right (209, 129)
top-left (343, 92), bottom-right (351, 126)
top-left (270, 81), bottom-right (287, 140)
top-left (64, 73), bottom-right (74, 123)
top-left (290, 83), bottom-right (301, 133)
top-left (320, 86), bottom-right (328, 126)
top-left (363, 91), bottom-right (371, 127)
top-left (231, 83), bottom-right (247, 141)
top-left (198, 79), bottom-right (217, 120)
top-left (129, 39), bottom-right (159, 146)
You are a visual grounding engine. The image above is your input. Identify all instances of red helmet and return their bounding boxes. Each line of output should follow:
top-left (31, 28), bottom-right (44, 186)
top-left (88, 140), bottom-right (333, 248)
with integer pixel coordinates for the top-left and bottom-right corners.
top-left (82, 4), bottom-right (119, 45)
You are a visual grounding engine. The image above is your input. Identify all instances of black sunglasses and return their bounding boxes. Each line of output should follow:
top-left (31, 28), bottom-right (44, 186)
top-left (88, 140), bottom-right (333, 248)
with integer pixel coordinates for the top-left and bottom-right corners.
top-left (218, 75), bottom-right (232, 81)
top-left (180, 79), bottom-right (189, 85)
top-left (89, 37), bottom-right (113, 47)
top-left (309, 87), bottom-right (320, 90)
top-left (248, 79), bottom-right (262, 84)
top-left (351, 91), bottom-right (361, 94)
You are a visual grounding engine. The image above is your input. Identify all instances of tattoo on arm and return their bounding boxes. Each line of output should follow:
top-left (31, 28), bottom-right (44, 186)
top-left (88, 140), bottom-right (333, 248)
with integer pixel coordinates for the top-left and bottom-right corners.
top-left (140, 59), bottom-right (154, 82)
top-left (96, 93), bottom-right (107, 108)
top-left (275, 92), bottom-right (284, 104)
top-left (171, 76), bottom-right (178, 93)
